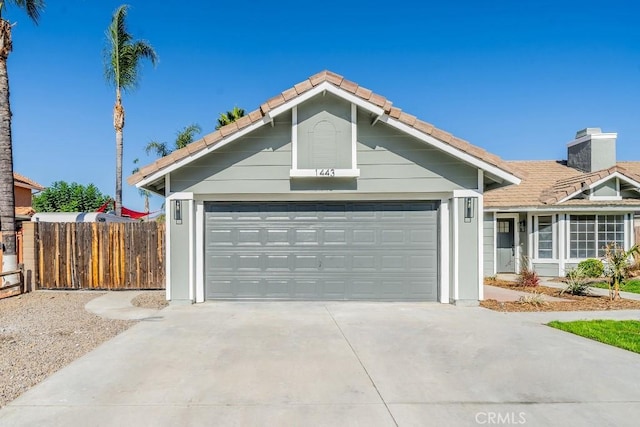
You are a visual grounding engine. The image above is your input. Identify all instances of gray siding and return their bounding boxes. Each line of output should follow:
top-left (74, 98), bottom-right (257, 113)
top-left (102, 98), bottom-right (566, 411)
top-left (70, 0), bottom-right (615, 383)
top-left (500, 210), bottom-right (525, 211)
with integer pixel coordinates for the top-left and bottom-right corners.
top-left (169, 100), bottom-right (481, 195)
top-left (297, 93), bottom-right (352, 169)
top-left (592, 180), bottom-right (617, 197)
top-left (170, 200), bottom-right (191, 302)
top-left (483, 212), bottom-right (495, 276)
top-left (532, 263), bottom-right (559, 277)
top-left (456, 197), bottom-right (479, 303)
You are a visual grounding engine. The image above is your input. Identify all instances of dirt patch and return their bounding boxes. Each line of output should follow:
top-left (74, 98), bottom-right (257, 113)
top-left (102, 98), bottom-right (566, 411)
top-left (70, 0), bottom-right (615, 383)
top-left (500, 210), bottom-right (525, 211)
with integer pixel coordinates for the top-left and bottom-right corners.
top-left (131, 291), bottom-right (168, 309)
top-left (0, 291), bottom-right (133, 408)
top-left (482, 279), bottom-right (640, 312)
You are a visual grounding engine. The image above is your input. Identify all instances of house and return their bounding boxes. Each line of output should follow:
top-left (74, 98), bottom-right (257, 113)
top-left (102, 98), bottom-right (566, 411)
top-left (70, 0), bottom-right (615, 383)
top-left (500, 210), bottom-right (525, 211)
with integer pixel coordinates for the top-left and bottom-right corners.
top-left (13, 172), bottom-right (44, 220)
top-left (483, 128), bottom-right (640, 277)
top-left (129, 70), bottom-right (521, 304)
top-left (0, 172), bottom-right (43, 268)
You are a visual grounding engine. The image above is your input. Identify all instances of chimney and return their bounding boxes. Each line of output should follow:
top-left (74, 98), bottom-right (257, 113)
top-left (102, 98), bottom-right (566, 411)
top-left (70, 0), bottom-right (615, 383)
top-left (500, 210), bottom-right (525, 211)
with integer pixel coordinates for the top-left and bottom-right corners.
top-left (567, 128), bottom-right (617, 173)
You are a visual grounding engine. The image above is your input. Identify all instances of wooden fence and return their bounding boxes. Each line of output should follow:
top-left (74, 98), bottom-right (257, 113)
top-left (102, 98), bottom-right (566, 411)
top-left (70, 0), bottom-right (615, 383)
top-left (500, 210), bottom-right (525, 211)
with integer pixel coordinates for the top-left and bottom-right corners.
top-left (34, 222), bottom-right (165, 290)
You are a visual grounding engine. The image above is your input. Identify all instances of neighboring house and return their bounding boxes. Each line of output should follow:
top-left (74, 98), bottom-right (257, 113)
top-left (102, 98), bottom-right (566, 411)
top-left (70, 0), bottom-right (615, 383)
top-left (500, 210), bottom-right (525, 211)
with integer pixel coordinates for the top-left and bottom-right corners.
top-left (484, 128), bottom-right (640, 277)
top-left (129, 70), bottom-right (521, 304)
top-left (13, 172), bottom-right (44, 220)
top-left (0, 173), bottom-right (44, 266)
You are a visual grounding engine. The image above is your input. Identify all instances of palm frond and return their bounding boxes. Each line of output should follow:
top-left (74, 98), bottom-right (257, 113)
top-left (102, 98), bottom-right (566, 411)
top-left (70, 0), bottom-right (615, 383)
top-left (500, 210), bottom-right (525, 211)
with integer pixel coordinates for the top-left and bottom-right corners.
top-left (175, 123), bottom-right (201, 149)
top-left (145, 140), bottom-right (170, 157)
top-left (9, 0), bottom-right (44, 24)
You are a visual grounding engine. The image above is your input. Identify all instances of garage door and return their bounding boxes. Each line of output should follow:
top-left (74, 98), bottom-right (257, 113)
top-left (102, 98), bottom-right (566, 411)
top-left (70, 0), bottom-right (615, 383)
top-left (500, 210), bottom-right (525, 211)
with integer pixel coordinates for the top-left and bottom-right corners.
top-left (204, 201), bottom-right (439, 301)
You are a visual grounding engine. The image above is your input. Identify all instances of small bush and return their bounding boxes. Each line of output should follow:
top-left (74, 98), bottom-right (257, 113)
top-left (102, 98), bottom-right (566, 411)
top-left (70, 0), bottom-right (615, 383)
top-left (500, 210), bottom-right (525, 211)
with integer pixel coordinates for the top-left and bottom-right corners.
top-left (561, 266), bottom-right (591, 296)
top-left (576, 259), bottom-right (604, 278)
top-left (518, 292), bottom-right (547, 306)
top-left (517, 265), bottom-right (540, 287)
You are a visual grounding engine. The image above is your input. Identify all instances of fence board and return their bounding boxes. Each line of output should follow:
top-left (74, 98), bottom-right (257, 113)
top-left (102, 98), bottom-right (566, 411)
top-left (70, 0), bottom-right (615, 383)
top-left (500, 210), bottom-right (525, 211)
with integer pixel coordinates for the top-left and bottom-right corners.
top-left (34, 222), bottom-right (165, 290)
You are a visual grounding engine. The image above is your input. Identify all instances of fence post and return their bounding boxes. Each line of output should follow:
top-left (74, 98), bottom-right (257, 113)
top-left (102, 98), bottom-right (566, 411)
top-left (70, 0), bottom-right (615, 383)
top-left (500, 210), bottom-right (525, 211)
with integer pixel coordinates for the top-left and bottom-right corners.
top-left (21, 222), bottom-right (37, 292)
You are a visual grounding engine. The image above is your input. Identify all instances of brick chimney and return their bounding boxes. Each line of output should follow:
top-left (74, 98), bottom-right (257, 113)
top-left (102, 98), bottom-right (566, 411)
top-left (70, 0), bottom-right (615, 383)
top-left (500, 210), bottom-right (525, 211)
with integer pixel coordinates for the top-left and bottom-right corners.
top-left (567, 128), bottom-right (617, 173)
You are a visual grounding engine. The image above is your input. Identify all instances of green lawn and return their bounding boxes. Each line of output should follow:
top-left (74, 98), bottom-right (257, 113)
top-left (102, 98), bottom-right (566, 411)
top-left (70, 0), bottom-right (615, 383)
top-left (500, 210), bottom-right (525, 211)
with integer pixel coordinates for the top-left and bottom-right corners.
top-left (590, 279), bottom-right (640, 294)
top-left (548, 320), bottom-right (640, 354)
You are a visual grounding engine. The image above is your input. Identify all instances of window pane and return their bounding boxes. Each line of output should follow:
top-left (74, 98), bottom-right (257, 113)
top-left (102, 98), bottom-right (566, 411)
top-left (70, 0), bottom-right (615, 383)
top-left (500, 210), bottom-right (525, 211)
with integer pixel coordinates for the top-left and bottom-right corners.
top-left (537, 216), bottom-right (553, 259)
top-left (570, 215), bottom-right (596, 258)
top-left (597, 215), bottom-right (625, 256)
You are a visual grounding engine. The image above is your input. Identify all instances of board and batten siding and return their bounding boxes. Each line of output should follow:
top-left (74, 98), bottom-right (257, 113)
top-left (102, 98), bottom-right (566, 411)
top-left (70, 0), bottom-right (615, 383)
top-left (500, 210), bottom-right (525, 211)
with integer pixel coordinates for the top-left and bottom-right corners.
top-left (532, 263), bottom-right (560, 277)
top-left (169, 99), bottom-right (481, 195)
top-left (483, 212), bottom-right (495, 276)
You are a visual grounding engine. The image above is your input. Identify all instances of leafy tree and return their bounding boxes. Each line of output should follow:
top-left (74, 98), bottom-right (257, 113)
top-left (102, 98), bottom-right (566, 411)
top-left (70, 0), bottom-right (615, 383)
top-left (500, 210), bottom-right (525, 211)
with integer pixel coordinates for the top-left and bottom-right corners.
top-left (0, 0), bottom-right (45, 281)
top-left (216, 106), bottom-right (245, 130)
top-left (33, 182), bottom-right (111, 213)
top-left (104, 4), bottom-right (157, 216)
top-left (603, 243), bottom-right (640, 300)
top-left (145, 123), bottom-right (201, 158)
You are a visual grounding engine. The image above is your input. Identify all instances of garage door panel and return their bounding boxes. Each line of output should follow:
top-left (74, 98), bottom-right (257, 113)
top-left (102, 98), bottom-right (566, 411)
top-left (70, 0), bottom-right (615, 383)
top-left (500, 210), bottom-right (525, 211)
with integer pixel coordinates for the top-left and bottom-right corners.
top-left (205, 201), bottom-right (438, 301)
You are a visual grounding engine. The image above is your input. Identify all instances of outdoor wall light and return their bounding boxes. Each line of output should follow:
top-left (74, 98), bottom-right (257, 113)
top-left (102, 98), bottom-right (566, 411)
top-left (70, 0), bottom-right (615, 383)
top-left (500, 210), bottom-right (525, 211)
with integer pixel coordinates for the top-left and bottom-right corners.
top-left (464, 197), bottom-right (475, 222)
top-left (174, 200), bottom-right (182, 225)
top-left (519, 220), bottom-right (527, 232)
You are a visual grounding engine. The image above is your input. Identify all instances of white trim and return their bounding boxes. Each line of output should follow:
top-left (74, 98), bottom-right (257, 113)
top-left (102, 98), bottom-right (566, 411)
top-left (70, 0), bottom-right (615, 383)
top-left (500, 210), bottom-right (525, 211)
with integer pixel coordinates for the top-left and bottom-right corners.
top-left (188, 199), bottom-right (195, 302)
top-left (566, 132), bottom-right (617, 148)
top-left (267, 81), bottom-right (385, 119)
top-left (625, 213), bottom-right (632, 250)
top-left (289, 168), bottom-right (361, 178)
top-left (453, 189), bottom-right (482, 198)
top-left (193, 192), bottom-right (453, 202)
top-left (492, 212), bottom-right (497, 276)
top-left (589, 196), bottom-right (623, 201)
top-left (439, 199), bottom-right (450, 304)
top-left (527, 212), bottom-right (533, 269)
top-left (164, 175), bottom-right (171, 301)
top-left (137, 118), bottom-right (270, 188)
top-left (167, 192), bottom-right (194, 201)
top-left (291, 106), bottom-right (298, 170)
top-left (477, 194), bottom-right (484, 300)
top-left (380, 115), bottom-right (521, 186)
top-left (485, 206), bottom-right (640, 212)
top-left (477, 171), bottom-right (484, 300)
top-left (630, 213), bottom-right (636, 246)
top-left (558, 172), bottom-right (640, 204)
top-left (558, 214), bottom-right (566, 275)
top-left (195, 201), bottom-right (205, 303)
top-left (351, 103), bottom-right (358, 170)
top-left (452, 199), bottom-right (459, 301)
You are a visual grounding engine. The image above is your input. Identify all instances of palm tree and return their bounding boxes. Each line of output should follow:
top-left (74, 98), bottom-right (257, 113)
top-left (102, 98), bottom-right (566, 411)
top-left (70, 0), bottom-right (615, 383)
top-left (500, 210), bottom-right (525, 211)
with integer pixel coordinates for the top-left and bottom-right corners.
top-left (216, 106), bottom-right (245, 130)
top-left (104, 4), bottom-right (157, 216)
top-left (0, 0), bottom-right (44, 283)
top-left (145, 123), bottom-right (201, 158)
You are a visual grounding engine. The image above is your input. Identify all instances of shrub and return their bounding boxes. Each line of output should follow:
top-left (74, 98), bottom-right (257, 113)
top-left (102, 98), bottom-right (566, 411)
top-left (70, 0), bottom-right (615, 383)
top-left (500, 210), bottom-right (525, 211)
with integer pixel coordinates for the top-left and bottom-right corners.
top-left (517, 264), bottom-right (540, 287)
top-left (518, 292), bottom-right (547, 306)
top-left (576, 258), bottom-right (604, 278)
top-left (603, 243), bottom-right (640, 300)
top-left (561, 266), bottom-right (591, 296)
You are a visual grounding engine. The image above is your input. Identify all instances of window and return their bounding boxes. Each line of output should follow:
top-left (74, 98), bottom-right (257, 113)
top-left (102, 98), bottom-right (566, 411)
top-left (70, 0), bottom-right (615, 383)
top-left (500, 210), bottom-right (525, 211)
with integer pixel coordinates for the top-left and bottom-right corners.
top-left (537, 216), bottom-right (553, 259)
top-left (498, 220), bottom-right (510, 233)
top-left (569, 215), bottom-right (625, 258)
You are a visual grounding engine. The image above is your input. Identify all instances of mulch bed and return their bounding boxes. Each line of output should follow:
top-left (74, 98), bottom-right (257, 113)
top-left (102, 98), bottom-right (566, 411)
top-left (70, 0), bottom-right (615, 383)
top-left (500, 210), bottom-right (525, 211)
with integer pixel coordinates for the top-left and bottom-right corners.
top-left (482, 279), bottom-right (640, 312)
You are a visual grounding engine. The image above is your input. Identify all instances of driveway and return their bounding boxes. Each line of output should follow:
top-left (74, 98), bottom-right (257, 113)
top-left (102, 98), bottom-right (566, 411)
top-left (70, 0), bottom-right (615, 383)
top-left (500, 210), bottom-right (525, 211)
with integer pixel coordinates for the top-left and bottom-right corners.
top-left (1, 302), bottom-right (640, 426)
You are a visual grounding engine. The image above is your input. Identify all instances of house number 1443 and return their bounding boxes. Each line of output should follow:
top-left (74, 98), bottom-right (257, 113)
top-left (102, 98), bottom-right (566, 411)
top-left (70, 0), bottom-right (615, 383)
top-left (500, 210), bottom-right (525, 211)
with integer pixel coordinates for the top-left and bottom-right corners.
top-left (316, 168), bottom-right (335, 177)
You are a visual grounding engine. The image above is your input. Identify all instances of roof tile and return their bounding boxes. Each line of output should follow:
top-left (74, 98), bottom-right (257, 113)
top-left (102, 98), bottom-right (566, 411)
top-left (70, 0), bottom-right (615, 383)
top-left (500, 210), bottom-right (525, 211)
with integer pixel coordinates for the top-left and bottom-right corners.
top-left (294, 79), bottom-right (313, 94)
top-left (282, 87), bottom-right (298, 101)
top-left (325, 70), bottom-right (344, 86)
top-left (219, 122), bottom-right (239, 137)
top-left (388, 107), bottom-right (402, 119)
top-left (339, 79), bottom-right (358, 93)
top-left (368, 93), bottom-right (386, 108)
top-left (398, 112), bottom-right (417, 126)
top-left (355, 86), bottom-right (373, 100)
top-left (309, 71), bottom-right (327, 86)
top-left (248, 109), bottom-right (263, 122)
top-left (266, 94), bottom-right (286, 109)
top-left (431, 127), bottom-right (452, 143)
top-left (413, 119), bottom-right (434, 135)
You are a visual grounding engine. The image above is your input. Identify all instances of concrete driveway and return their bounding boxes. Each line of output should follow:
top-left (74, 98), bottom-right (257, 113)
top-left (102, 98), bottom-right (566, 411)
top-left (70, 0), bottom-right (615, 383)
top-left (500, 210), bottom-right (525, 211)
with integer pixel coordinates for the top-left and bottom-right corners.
top-left (1, 302), bottom-right (640, 426)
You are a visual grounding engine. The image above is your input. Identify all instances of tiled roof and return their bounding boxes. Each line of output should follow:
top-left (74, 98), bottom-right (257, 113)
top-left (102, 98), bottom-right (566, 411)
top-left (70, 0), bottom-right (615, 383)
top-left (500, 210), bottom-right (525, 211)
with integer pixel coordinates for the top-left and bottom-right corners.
top-left (15, 206), bottom-right (35, 217)
top-left (13, 172), bottom-right (44, 191)
top-left (128, 70), bottom-right (522, 186)
top-left (484, 161), bottom-right (640, 208)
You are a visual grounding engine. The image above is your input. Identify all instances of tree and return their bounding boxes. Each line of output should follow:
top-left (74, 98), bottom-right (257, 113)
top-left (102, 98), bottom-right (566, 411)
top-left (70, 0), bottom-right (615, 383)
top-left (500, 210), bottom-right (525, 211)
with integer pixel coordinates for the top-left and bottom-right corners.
top-left (603, 243), bottom-right (640, 300)
top-left (32, 182), bottom-right (111, 213)
top-left (104, 4), bottom-right (157, 216)
top-left (216, 106), bottom-right (245, 130)
top-left (145, 123), bottom-right (201, 158)
top-left (0, 0), bottom-right (45, 282)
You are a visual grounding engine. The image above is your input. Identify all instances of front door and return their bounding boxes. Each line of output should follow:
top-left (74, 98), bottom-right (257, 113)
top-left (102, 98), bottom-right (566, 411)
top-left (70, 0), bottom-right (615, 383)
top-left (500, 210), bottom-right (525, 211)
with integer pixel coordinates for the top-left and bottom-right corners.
top-left (496, 218), bottom-right (515, 273)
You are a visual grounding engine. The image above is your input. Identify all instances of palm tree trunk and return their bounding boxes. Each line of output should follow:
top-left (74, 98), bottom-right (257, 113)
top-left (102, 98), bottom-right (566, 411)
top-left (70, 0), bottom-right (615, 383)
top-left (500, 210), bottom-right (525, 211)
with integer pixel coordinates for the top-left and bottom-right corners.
top-left (0, 19), bottom-right (18, 284)
top-left (114, 88), bottom-right (125, 217)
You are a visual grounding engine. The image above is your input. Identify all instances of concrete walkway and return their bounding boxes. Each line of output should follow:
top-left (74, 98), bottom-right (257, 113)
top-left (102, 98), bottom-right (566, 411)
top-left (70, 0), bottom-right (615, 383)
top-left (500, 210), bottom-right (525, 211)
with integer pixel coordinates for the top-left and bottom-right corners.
top-left (84, 291), bottom-right (163, 320)
top-left (2, 302), bottom-right (640, 426)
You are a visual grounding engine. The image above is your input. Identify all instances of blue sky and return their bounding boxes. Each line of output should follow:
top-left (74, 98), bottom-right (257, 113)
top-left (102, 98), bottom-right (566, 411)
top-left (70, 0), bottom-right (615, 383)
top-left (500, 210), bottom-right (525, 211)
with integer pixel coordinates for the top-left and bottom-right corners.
top-left (6, 0), bottom-right (640, 212)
